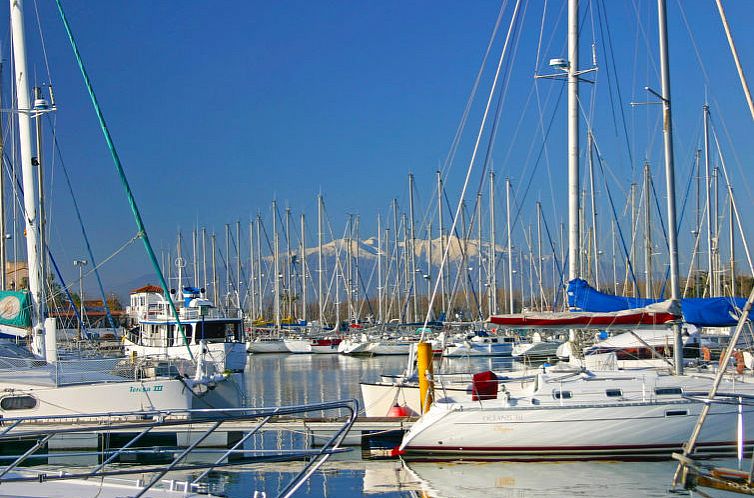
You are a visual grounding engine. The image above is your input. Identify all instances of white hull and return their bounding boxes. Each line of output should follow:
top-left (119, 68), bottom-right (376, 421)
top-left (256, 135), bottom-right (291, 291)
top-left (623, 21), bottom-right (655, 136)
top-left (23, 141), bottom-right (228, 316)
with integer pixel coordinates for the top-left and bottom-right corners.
top-left (443, 341), bottom-right (512, 357)
top-left (340, 339), bottom-right (412, 356)
top-left (400, 370), bottom-right (754, 460)
top-left (0, 377), bottom-right (193, 418)
top-left (284, 338), bottom-right (342, 354)
top-left (246, 339), bottom-right (289, 353)
top-left (123, 340), bottom-right (247, 372)
top-left (511, 341), bottom-right (562, 359)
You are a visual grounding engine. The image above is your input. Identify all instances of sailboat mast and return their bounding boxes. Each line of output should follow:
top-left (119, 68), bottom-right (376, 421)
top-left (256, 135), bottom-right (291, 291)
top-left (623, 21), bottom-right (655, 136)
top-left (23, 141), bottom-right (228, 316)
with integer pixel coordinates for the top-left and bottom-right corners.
top-left (643, 163), bottom-right (653, 298)
top-left (249, 221), bottom-right (255, 319)
top-left (176, 231), bottom-right (183, 290)
top-left (377, 213), bottom-right (383, 324)
top-left (408, 173), bottom-right (418, 322)
top-left (255, 215), bottom-right (262, 318)
top-left (729, 195), bottom-right (736, 295)
top-left (436, 172), bottom-right (446, 315)
top-left (300, 213), bottom-right (306, 322)
top-left (489, 171), bottom-right (497, 315)
top-left (201, 227), bottom-right (207, 292)
top-left (10, 0), bottom-right (44, 341)
top-left (537, 201), bottom-right (544, 309)
top-left (224, 224), bottom-right (230, 307)
top-left (33, 87), bottom-right (46, 313)
top-left (272, 200), bottom-right (280, 329)
top-left (427, 221), bottom-right (432, 320)
top-left (476, 193), bottom-right (483, 318)
top-left (703, 104), bottom-right (713, 297)
top-left (567, 0), bottom-right (580, 285)
top-left (587, 132), bottom-right (599, 290)
top-left (317, 195), bottom-right (324, 326)
top-left (505, 177), bottom-right (513, 313)
top-left (236, 220), bottom-right (241, 309)
top-left (657, 0), bottom-right (683, 375)
top-left (192, 228), bottom-right (198, 288)
top-left (211, 233), bottom-right (218, 305)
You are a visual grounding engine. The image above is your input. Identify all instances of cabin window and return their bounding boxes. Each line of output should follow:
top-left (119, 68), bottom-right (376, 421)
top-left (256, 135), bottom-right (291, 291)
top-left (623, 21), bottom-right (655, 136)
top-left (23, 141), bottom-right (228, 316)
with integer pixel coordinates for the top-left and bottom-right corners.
top-left (605, 389), bottom-right (623, 397)
top-left (1, 395), bottom-right (37, 410)
top-left (655, 387), bottom-right (683, 396)
top-left (666, 410), bottom-right (688, 417)
top-left (553, 390), bottom-right (573, 400)
top-left (197, 321), bottom-right (239, 341)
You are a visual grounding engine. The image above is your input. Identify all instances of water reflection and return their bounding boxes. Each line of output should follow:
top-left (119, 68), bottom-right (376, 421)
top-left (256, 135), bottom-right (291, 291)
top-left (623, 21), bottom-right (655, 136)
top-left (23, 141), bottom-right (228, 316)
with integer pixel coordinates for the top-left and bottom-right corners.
top-left (403, 460), bottom-right (680, 497)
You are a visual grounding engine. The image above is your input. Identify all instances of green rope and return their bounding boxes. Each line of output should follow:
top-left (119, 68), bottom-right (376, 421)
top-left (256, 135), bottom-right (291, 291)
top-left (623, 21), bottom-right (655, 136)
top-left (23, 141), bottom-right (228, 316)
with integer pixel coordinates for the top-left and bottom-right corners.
top-left (55, 0), bottom-right (193, 359)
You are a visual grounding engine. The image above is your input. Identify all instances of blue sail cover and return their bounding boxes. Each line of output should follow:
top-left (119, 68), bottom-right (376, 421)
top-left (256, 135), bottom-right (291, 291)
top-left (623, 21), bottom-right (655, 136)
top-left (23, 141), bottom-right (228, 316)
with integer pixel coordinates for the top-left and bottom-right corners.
top-left (567, 278), bottom-right (747, 327)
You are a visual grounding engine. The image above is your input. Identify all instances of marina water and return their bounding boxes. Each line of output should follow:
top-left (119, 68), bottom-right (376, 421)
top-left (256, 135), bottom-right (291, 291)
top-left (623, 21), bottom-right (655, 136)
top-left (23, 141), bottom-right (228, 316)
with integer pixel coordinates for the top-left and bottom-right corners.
top-left (238, 354), bottom-right (688, 497)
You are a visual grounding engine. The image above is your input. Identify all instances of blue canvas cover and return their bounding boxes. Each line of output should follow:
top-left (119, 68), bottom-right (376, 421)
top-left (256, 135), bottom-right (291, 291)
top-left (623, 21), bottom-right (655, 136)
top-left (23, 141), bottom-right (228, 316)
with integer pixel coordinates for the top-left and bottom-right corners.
top-left (567, 278), bottom-right (747, 327)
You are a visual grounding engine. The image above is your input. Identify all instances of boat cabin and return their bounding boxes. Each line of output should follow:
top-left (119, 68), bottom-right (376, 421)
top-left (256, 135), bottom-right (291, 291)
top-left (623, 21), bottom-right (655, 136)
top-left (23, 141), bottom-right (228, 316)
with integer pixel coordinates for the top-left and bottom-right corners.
top-left (126, 286), bottom-right (243, 347)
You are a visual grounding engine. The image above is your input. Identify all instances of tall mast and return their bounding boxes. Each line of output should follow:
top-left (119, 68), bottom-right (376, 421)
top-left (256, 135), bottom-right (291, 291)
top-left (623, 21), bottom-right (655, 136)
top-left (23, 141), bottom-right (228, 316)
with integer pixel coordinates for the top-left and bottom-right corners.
top-left (392, 199), bottom-right (402, 318)
top-left (505, 178), bottom-right (514, 313)
top-left (346, 214), bottom-right (354, 322)
top-left (176, 231), bottom-right (183, 290)
top-left (713, 167), bottom-right (720, 296)
top-left (587, 132), bottom-right (599, 290)
top-left (384, 225), bottom-right (391, 322)
top-left (703, 104), bottom-right (713, 297)
top-left (401, 212), bottom-right (410, 322)
top-left (201, 227), bottom-right (207, 292)
top-left (285, 207), bottom-right (292, 318)
top-left (300, 213), bottom-right (306, 322)
top-left (224, 224), bottom-right (230, 307)
top-left (657, 0), bottom-right (683, 375)
top-left (192, 228), bottom-right (198, 287)
top-left (489, 171), bottom-right (497, 315)
top-left (33, 87), bottom-right (46, 312)
top-left (255, 215), bottom-right (262, 318)
top-left (355, 215), bottom-right (361, 322)
top-left (211, 233), bottom-right (218, 305)
top-left (248, 221), bottom-right (257, 320)
top-left (236, 220), bottom-right (241, 309)
top-left (272, 200), bottom-right (280, 329)
top-left (426, 221), bottom-right (432, 320)
top-left (317, 195), bottom-right (324, 325)
top-left (730, 194), bottom-right (736, 295)
top-left (408, 173), bottom-right (418, 322)
top-left (436, 172), bottom-right (447, 315)
top-left (377, 213), bottom-right (383, 324)
top-left (537, 202), bottom-right (544, 309)
top-left (11, 0), bottom-right (44, 341)
top-left (476, 193), bottom-right (483, 319)
top-left (567, 0), bottom-right (580, 285)
top-left (643, 163), bottom-right (653, 298)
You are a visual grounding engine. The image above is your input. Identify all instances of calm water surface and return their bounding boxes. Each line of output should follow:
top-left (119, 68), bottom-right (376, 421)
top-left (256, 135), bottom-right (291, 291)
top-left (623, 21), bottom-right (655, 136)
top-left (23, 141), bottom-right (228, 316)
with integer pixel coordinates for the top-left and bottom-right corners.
top-left (232, 354), bottom-right (691, 497)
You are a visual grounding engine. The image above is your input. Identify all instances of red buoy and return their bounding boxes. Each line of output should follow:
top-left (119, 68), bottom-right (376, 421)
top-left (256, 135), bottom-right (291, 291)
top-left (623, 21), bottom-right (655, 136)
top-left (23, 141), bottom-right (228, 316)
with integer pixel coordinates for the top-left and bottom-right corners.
top-left (387, 404), bottom-right (410, 417)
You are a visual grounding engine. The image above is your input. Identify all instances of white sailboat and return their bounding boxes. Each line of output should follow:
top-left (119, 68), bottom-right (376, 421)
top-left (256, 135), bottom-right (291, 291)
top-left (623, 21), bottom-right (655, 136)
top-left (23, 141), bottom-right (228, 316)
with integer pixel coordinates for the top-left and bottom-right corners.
top-left (399, 0), bottom-right (754, 460)
top-left (0, 0), bottom-right (238, 418)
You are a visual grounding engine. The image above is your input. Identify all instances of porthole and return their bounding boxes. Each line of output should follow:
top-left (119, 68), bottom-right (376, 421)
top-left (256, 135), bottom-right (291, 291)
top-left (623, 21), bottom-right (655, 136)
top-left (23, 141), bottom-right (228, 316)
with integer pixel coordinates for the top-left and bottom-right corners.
top-left (553, 390), bottom-right (573, 400)
top-left (1, 395), bottom-right (37, 410)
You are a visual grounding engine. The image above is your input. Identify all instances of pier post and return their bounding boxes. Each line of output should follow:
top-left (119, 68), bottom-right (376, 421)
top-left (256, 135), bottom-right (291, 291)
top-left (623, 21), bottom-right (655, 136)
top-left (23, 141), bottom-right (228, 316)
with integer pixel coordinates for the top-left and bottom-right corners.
top-left (417, 342), bottom-right (434, 413)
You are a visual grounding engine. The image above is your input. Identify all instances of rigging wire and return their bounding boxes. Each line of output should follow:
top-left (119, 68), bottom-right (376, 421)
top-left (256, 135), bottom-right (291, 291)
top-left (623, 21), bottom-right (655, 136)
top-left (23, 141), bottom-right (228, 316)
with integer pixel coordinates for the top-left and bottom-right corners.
top-left (56, 0), bottom-right (193, 359)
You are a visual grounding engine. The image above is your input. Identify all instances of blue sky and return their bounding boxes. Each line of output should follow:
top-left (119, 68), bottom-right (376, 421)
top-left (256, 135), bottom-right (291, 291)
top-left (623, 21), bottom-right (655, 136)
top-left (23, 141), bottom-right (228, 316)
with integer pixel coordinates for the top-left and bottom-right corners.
top-left (4, 1), bottom-right (754, 295)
